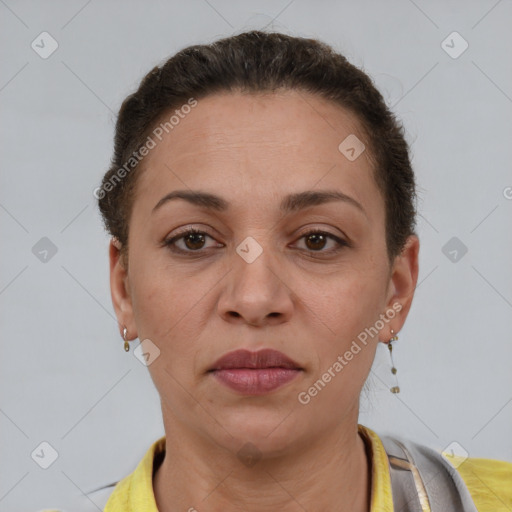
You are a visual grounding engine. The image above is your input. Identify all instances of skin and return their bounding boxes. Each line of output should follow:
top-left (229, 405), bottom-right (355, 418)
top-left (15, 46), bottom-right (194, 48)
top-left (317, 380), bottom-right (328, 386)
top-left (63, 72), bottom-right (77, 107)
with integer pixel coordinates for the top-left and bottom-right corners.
top-left (109, 89), bottom-right (419, 511)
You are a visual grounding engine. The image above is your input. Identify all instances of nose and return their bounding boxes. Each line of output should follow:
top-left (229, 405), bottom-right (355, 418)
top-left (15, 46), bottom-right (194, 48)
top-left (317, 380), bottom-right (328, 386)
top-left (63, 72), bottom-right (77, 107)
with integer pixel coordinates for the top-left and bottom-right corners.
top-left (217, 251), bottom-right (294, 328)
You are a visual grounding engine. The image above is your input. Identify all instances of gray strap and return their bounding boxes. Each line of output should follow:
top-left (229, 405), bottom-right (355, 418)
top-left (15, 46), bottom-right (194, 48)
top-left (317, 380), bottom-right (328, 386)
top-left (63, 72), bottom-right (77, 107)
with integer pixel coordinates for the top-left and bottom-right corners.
top-left (379, 435), bottom-right (479, 512)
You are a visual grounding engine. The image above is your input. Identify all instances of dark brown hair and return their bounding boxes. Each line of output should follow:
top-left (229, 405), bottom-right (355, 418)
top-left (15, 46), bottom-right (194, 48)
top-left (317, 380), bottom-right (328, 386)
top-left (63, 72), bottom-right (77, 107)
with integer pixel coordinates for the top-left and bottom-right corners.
top-left (98, 30), bottom-right (417, 266)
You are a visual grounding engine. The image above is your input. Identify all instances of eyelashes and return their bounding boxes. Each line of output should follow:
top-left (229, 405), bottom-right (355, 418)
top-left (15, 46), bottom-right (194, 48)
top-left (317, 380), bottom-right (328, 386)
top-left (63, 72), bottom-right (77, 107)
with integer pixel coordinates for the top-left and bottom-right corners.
top-left (163, 228), bottom-right (218, 254)
top-left (163, 227), bottom-right (349, 257)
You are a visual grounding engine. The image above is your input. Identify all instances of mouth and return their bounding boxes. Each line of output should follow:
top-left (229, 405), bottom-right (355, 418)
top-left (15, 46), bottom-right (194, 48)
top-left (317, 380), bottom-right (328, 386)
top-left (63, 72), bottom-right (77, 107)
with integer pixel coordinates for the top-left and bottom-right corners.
top-left (208, 349), bottom-right (303, 395)
top-left (209, 348), bottom-right (302, 371)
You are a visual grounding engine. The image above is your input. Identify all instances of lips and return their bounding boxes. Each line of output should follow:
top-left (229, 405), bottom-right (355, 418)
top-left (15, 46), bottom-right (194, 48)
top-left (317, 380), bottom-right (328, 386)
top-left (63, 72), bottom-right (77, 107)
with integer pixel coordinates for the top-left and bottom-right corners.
top-left (209, 348), bottom-right (302, 371)
top-left (208, 349), bottom-right (303, 395)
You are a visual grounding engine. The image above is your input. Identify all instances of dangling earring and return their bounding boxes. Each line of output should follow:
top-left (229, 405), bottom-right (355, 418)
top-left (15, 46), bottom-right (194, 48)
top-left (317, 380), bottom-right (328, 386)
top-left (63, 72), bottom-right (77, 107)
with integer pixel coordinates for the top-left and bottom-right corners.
top-left (388, 329), bottom-right (400, 394)
top-left (123, 327), bottom-right (130, 352)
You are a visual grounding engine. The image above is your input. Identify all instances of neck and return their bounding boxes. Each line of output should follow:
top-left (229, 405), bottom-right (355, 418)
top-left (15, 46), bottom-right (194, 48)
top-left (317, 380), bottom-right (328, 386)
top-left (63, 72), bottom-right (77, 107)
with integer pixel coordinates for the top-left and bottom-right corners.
top-left (153, 417), bottom-right (371, 512)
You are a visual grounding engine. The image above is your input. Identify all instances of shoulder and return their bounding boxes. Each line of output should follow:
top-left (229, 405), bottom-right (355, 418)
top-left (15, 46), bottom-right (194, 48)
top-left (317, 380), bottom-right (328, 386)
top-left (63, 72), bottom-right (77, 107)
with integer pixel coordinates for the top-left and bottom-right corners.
top-left (103, 435), bottom-right (165, 511)
top-left (368, 425), bottom-right (512, 512)
top-left (102, 476), bottom-right (131, 511)
top-left (35, 436), bottom-right (165, 512)
top-left (446, 453), bottom-right (512, 511)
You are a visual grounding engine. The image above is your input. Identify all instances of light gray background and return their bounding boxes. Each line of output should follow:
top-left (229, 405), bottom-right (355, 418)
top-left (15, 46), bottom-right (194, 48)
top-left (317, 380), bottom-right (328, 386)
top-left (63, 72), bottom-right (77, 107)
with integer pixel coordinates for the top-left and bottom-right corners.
top-left (1, 1), bottom-right (511, 510)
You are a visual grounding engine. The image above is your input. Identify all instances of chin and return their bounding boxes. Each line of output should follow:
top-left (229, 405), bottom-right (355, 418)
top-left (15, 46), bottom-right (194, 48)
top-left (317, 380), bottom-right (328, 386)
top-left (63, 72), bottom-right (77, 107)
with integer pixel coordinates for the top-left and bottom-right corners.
top-left (211, 407), bottom-right (307, 457)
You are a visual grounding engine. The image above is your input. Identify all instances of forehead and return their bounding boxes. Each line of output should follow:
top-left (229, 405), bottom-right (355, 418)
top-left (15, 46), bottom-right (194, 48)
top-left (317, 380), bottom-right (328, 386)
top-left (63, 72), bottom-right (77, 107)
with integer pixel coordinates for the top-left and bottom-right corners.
top-left (134, 90), bottom-right (383, 221)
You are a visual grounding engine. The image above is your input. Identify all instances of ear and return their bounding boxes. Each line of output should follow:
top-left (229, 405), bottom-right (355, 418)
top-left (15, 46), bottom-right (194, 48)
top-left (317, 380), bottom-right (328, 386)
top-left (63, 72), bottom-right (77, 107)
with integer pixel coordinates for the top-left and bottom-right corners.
top-left (379, 234), bottom-right (420, 341)
top-left (109, 238), bottom-right (136, 339)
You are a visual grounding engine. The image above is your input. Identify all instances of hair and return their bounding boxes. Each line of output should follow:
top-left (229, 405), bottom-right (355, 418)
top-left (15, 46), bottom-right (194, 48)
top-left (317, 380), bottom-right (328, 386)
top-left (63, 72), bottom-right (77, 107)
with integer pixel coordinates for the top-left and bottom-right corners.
top-left (98, 30), bottom-right (417, 267)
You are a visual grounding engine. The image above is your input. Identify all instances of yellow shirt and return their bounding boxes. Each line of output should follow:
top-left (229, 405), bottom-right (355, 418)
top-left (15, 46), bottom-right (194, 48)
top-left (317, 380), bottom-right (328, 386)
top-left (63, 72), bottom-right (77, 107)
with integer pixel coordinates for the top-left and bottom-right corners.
top-left (103, 424), bottom-right (512, 511)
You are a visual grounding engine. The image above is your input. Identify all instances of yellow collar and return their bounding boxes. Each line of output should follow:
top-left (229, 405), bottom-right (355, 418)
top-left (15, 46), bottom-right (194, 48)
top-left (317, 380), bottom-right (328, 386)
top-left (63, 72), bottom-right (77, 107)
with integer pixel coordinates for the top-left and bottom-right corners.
top-left (104, 423), bottom-right (394, 511)
top-left (358, 423), bottom-right (394, 512)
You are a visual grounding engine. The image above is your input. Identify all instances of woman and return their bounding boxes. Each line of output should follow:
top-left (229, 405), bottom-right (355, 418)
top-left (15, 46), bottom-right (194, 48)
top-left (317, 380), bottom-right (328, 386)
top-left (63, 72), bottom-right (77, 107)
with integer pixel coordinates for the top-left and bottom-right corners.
top-left (93, 30), bottom-right (510, 511)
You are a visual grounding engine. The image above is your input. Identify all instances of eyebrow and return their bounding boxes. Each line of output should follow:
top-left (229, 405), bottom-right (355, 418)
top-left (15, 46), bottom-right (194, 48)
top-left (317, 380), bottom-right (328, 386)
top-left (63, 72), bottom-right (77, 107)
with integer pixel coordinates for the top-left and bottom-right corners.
top-left (152, 189), bottom-right (367, 218)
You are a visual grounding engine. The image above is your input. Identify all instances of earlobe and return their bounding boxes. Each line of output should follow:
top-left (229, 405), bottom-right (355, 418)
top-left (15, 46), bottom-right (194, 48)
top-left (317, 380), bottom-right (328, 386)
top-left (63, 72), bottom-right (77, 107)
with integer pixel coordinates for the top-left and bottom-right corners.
top-left (109, 238), bottom-right (136, 338)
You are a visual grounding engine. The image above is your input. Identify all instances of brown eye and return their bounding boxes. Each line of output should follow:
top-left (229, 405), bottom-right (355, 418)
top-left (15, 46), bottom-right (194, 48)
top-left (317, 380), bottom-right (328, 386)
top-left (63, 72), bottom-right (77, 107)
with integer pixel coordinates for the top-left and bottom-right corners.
top-left (304, 232), bottom-right (328, 251)
top-left (296, 230), bottom-right (348, 254)
top-left (164, 228), bottom-right (220, 254)
top-left (182, 232), bottom-right (206, 250)
top-left (164, 228), bottom-right (348, 257)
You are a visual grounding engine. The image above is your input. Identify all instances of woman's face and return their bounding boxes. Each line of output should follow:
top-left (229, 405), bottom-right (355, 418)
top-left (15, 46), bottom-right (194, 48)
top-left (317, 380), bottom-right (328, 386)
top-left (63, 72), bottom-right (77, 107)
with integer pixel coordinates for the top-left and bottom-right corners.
top-left (110, 90), bottom-right (418, 455)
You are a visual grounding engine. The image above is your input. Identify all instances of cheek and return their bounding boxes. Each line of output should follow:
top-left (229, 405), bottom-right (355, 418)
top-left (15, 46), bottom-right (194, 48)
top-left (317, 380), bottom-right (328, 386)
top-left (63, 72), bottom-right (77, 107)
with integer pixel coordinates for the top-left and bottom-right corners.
top-left (315, 268), bottom-right (386, 332)
top-left (307, 271), bottom-right (387, 378)
top-left (130, 274), bottom-right (202, 393)
top-left (301, 277), bottom-right (385, 407)
top-left (129, 261), bottom-right (216, 368)
top-left (129, 261), bottom-right (186, 339)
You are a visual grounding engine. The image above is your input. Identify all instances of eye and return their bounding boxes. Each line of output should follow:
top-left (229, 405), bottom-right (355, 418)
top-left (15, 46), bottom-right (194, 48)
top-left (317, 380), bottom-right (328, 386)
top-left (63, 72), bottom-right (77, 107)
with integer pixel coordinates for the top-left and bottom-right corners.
top-left (163, 228), bottom-right (221, 254)
top-left (294, 229), bottom-right (349, 254)
top-left (163, 227), bottom-right (349, 256)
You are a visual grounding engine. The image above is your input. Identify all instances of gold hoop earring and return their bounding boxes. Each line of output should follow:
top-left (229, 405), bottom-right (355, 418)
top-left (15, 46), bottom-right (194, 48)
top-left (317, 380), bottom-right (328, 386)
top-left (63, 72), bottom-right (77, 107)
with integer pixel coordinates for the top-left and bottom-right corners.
top-left (123, 327), bottom-right (130, 352)
top-left (388, 329), bottom-right (400, 394)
